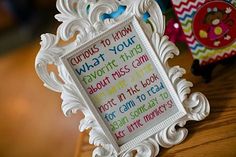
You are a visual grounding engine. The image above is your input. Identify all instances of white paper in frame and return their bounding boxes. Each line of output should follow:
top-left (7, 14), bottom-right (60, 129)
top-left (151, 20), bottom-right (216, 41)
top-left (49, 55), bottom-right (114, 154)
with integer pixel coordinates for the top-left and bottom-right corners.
top-left (35, 0), bottom-right (210, 156)
top-left (61, 16), bottom-right (186, 153)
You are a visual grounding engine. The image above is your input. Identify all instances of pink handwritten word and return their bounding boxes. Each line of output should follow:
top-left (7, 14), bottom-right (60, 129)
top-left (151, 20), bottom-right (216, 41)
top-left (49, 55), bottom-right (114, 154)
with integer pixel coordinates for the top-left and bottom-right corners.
top-left (70, 44), bottom-right (99, 65)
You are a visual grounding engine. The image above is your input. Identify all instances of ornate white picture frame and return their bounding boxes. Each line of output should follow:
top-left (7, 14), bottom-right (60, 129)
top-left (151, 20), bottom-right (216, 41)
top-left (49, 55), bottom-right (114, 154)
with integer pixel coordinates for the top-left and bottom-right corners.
top-left (35, 0), bottom-right (210, 156)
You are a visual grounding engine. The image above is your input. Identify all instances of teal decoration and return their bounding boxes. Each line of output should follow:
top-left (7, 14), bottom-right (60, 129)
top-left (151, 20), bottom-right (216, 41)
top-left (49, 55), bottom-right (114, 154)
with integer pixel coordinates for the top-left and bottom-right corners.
top-left (101, 5), bottom-right (127, 21)
top-left (142, 12), bottom-right (150, 22)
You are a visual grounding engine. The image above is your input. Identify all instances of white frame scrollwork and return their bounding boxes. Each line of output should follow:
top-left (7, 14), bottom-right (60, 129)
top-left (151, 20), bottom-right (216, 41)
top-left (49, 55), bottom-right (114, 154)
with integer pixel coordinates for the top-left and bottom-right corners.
top-left (35, 0), bottom-right (210, 157)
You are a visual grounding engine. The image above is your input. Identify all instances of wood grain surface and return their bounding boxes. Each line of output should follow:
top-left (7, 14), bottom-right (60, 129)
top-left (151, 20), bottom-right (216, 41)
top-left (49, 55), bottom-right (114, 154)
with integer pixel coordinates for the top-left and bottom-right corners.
top-left (75, 46), bottom-right (236, 157)
top-left (0, 41), bottom-right (235, 157)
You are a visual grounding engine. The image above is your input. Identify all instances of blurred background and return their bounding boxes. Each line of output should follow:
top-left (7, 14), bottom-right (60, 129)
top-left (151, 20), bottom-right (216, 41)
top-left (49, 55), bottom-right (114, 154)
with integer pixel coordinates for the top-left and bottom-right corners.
top-left (0, 0), bottom-right (235, 157)
top-left (0, 0), bottom-right (58, 53)
top-left (0, 2), bottom-right (175, 157)
top-left (0, 0), bottom-right (83, 157)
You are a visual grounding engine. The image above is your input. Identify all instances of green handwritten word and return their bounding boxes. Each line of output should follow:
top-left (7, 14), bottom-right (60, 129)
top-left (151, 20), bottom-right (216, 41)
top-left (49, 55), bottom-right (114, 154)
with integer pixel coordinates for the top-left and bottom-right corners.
top-left (119, 100), bottom-right (136, 113)
top-left (132, 54), bottom-right (149, 68)
top-left (110, 116), bottom-right (129, 132)
top-left (87, 76), bottom-right (111, 94)
top-left (129, 63), bottom-right (153, 83)
top-left (91, 91), bottom-right (105, 104)
top-left (92, 80), bottom-right (126, 102)
top-left (143, 99), bottom-right (173, 122)
top-left (160, 92), bottom-right (169, 100)
top-left (119, 44), bottom-right (143, 62)
top-left (109, 36), bottom-right (136, 54)
top-left (112, 24), bottom-right (133, 42)
top-left (130, 97), bottom-right (158, 119)
top-left (106, 79), bottom-right (127, 96)
top-left (82, 59), bottom-right (118, 84)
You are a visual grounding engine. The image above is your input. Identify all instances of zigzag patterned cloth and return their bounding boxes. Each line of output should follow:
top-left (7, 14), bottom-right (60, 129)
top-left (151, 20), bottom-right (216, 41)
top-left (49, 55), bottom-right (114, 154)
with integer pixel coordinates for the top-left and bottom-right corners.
top-left (172, 0), bottom-right (236, 65)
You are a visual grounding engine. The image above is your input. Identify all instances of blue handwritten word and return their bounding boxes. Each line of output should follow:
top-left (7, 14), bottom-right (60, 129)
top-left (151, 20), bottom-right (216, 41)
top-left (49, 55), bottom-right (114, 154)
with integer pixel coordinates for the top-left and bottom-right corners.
top-left (119, 100), bottom-right (136, 113)
top-left (75, 53), bottom-right (105, 76)
top-left (109, 36), bottom-right (136, 54)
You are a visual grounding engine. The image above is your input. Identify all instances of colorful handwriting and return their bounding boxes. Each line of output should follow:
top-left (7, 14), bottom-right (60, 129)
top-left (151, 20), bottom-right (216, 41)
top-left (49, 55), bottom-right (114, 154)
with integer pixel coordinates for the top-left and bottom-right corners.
top-left (69, 22), bottom-right (177, 144)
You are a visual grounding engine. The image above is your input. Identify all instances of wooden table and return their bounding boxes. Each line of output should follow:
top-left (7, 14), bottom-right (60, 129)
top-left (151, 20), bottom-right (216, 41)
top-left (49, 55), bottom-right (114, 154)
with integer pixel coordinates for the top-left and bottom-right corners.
top-left (75, 48), bottom-right (236, 157)
top-left (1, 40), bottom-right (234, 157)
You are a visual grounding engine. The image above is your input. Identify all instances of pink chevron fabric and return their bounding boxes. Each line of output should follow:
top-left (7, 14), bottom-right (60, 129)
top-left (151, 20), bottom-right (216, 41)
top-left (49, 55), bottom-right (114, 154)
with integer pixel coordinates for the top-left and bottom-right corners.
top-left (172, 0), bottom-right (236, 65)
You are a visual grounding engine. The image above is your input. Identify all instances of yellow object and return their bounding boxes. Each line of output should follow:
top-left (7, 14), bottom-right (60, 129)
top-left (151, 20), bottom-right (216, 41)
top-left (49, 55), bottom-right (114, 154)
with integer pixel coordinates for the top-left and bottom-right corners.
top-left (199, 30), bottom-right (208, 38)
top-left (214, 26), bottom-right (222, 35)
